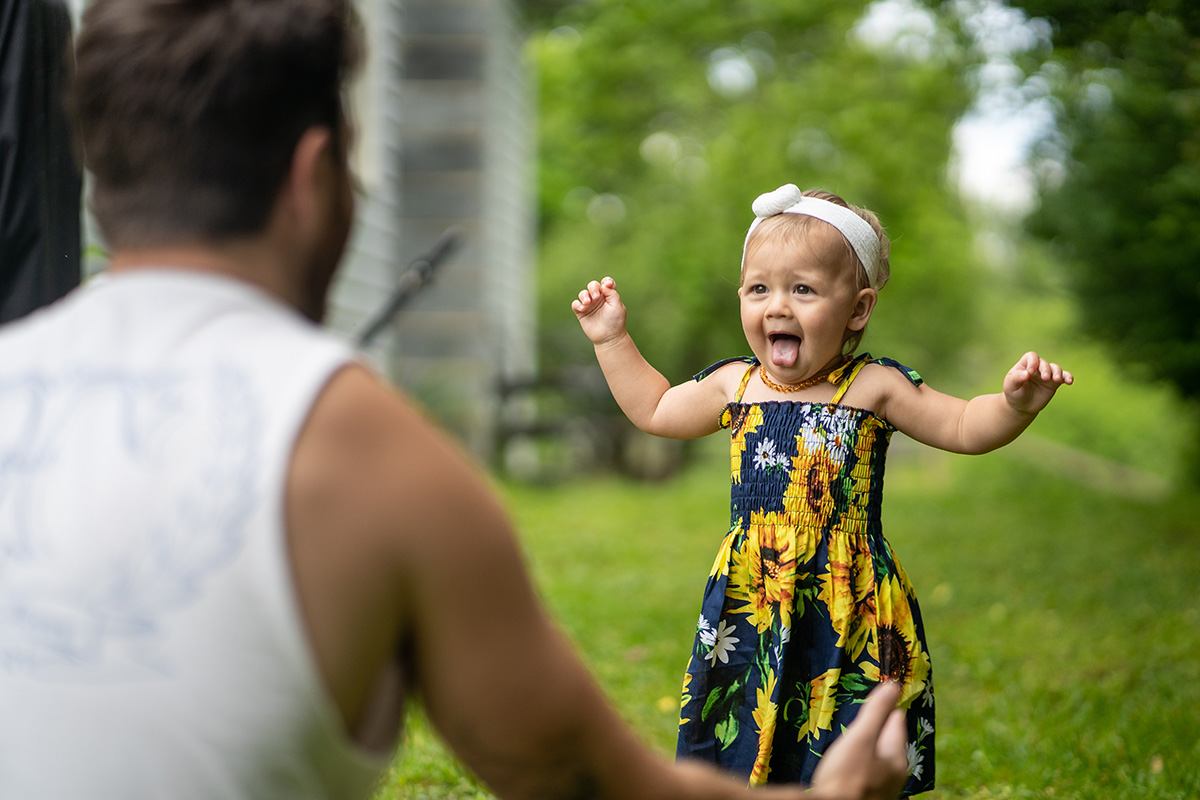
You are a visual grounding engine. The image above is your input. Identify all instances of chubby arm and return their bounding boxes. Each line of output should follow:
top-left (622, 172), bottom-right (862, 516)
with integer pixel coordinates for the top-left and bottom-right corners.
top-left (878, 351), bottom-right (1073, 454)
top-left (289, 366), bottom-right (909, 800)
top-left (573, 276), bottom-right (729, 439)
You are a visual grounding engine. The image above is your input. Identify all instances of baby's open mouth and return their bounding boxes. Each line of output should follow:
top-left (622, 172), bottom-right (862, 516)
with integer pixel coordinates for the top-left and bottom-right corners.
top-left (769, 333), bottom-right (800, 367)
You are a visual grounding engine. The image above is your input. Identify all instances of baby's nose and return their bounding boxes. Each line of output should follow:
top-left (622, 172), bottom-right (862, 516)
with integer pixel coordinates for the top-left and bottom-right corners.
top-left (766, 292), bottom-right (791, 315)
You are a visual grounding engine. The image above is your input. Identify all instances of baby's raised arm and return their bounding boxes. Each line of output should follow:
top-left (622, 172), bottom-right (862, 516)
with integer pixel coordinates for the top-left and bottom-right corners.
top-left (875, 351), bottom-right (1073, 455)
top-left (572, 277), bottom-right (730, 439)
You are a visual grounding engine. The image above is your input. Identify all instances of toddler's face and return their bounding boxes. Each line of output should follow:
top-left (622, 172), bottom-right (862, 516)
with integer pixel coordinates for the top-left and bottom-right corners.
top-left (738, 238), bottom-right (870, 385)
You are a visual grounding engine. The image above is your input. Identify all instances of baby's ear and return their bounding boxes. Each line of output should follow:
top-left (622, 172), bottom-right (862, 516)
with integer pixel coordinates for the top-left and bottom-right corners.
top-left (847, 288), bottom-right (877, 332)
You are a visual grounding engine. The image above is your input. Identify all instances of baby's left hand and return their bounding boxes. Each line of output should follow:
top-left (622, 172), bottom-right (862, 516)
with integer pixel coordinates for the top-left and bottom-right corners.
top-left (1004, 351), bottom-right (1074, 414)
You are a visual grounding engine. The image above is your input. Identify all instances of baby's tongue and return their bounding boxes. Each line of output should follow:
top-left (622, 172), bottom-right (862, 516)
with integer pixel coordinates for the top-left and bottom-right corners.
top-left (771, 336), bottom-right (800, 367)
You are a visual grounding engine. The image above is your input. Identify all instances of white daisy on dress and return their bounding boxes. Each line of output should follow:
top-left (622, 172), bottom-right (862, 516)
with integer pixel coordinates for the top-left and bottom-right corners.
top-left (773, 625), bottom-right (791, 662)
top-left (706, 620), bottom-right (740, 665)
top-left (797, 408), bottom-right (825, 454)
top-left (823, 407), bottom-right (855, 463)
top-left (906, 741), bottom-right (924, 780)
top-left (753, 439), bottom-right (778, 471)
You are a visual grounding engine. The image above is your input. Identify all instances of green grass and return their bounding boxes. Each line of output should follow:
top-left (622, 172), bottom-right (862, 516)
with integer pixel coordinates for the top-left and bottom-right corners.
top-left (372, 437), bottom-right (1200, 800)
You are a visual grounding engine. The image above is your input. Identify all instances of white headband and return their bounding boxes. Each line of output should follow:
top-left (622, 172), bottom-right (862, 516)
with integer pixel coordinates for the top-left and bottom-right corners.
top-left (741, 184), bottom-right (882, 289)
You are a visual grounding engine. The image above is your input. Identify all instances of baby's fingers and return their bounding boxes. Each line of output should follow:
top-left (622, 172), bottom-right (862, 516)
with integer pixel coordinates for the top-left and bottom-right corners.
top-left (1046, 362), bottom-right (1074, 385)
top-left (571, 281), bottom-right (603, 314)
top-left (1034, 358), bottom-right (1074, 386)
top-left (1014, 350), bottom-right (1041, 374)
top-left (1012, 352), bottom-right (1073, 385)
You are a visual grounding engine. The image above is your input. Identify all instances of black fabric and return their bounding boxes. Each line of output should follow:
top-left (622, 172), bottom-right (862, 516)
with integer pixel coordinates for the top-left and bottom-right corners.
top-left (0, 0), bottom-right (81, 324)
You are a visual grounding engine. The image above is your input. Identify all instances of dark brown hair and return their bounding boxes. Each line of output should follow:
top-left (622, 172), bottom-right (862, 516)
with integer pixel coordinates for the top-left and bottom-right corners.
top-left (69, 0), bottom-right (362, 248)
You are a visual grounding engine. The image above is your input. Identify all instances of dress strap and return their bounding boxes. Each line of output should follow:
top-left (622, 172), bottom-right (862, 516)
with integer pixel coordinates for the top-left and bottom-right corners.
top-left (733, 362), bottom-right (756, 403)
top-left (830, 356), bottom-right (869, 404)
top-left (830, 352), bottom-right (923, 404)
top-left (693, 355), bottom-right (756, 382)
top-left (694, 356), bottom-right (759, 430)
top-left (717, 366), bottom-right (757, 429)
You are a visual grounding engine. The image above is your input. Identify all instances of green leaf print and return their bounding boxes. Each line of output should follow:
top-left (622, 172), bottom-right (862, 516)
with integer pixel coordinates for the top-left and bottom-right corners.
top-left (783, 694), bottom-right (809, 726)
top-left (871, 541), bottom-right (894, 578)
top-left (715, 714), bottom-right (740, 750)
top-left (795, 571), bottom-right (819, 607)
top-left (836, 673), bottom-right (874, 706)
top-left (835, 473), bottom-right (854, 510)
top-left (755, 630), bottom-right (773, 671)
top-left (838, 673), bottom-right (874, 694)
top-left (701, 672), bottom-right (748, 722)
top-left (702, 686), bottom-right (727, 720)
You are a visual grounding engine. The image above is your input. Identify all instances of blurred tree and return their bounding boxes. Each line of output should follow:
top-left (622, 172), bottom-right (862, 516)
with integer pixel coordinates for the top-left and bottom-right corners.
top-left (526, 0), bottom-right (985, 393)
top-left (1003, 1), bottom-right (1200, 402)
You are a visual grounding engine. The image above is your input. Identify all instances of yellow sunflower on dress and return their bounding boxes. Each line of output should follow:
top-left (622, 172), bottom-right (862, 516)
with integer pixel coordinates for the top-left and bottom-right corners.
top-left (738, 510), bottom-right (801, 633)
top-left (817, 533), bottom-right (877, 660)
top-left (796, 668), bottom-right (841, 744)
top-left (748, 670), bottom-right (779, 785)
top-left (707, 520), bottom-right (742, 580)
top-left (722, 525), bottom-right (754, 622)
top-left (783, 451), bottom-right (838, 530)
top-left (728, 404), bottom-right (763, 484)
top-left (869, 573), bottom-right (932, 708)
top-left (679, 671), bottom-right (693, 727)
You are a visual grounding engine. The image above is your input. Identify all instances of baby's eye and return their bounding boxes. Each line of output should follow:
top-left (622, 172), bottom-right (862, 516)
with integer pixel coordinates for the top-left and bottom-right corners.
top-left (793, 284), bottom-right (813, 295)
top-left (749, 284), bottom-right (768, 295)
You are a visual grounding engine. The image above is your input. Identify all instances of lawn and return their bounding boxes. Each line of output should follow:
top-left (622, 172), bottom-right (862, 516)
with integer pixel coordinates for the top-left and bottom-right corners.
top-left (372, 435), bottom-right (1200, 800)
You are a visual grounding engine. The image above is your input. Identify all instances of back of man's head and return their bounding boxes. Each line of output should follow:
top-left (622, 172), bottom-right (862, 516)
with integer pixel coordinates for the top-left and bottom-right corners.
top-left (70, 0), bottom-right (361, 250)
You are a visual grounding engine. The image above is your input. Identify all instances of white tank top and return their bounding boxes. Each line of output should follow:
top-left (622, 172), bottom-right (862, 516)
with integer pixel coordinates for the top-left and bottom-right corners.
top-left (0, 270), bottom-right (389, 799)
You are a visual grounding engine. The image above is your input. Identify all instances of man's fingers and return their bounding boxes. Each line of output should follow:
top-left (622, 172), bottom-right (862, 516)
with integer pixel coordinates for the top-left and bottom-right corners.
top-left (878, 708), bottom-right (908, 762)
top-left (850, 681), bottom-right (903, 739)
top-left (808, 681), bottom-right (911, 800)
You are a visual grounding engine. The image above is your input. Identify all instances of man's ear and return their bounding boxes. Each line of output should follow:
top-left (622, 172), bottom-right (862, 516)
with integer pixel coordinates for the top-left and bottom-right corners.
top-left (281, 126), bottom-right (335, 229)
top-left (847, 287), bottom-right (877, 332)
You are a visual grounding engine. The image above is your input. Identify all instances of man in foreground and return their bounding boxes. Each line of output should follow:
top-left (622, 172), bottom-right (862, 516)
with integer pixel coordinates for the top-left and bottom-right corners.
top-left (0, 1), bottom-right (909, 797)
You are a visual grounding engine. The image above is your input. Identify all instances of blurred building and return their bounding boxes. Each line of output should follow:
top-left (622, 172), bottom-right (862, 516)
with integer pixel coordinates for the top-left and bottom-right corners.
top-left (329, 0), bottom-right (536, 461)
top-left (67, 0), bottom-right (537, 461)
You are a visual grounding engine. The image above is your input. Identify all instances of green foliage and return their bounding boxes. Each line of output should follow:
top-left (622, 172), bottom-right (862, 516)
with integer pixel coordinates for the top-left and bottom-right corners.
top-left (1007, 2), bottom-right (1200, 404)
top-left (960, 235), bottom-right (1196, 484)
top-left (530, 0), bottom-right (983, 385)
top-left (1008, 0), bottom-right (1200, 50)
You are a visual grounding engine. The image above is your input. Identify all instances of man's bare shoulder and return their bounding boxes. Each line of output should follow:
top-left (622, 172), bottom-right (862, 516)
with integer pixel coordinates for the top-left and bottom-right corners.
top-left (288, 364), bottom-right (510, 565)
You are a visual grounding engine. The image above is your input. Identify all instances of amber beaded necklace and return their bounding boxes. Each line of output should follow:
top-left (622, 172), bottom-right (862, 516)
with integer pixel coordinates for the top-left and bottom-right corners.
top-left (758, 357), bottom-right (848, 393)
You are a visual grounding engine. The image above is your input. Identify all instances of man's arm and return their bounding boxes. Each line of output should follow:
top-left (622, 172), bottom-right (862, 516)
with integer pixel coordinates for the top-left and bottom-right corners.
top-left (287, 365), bottom-right (907, 800)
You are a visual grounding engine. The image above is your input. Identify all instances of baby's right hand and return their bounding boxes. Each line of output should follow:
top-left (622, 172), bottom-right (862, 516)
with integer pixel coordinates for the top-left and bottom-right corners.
top-left (571, 276), bottom-right (627, 346)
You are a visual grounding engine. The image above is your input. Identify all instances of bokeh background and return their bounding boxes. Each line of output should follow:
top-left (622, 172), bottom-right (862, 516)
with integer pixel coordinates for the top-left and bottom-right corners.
top-left (374, 2), bottom-right (1200, 798)
top-left (14, 0), bottom-right (1195, 797)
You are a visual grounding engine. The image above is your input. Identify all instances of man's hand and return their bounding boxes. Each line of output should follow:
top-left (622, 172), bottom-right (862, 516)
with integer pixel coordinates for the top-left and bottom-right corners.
top-left (808, 682), bottom-right (909, 800)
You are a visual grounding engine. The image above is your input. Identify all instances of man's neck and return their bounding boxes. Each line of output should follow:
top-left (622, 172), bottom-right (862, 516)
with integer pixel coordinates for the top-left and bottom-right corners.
top-left (107, 241), bottom-right (311, 319)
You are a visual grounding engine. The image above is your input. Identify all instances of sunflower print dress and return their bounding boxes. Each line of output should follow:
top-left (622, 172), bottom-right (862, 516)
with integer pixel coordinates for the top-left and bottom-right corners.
top-left (675, 353), bottom-right (934, 796)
